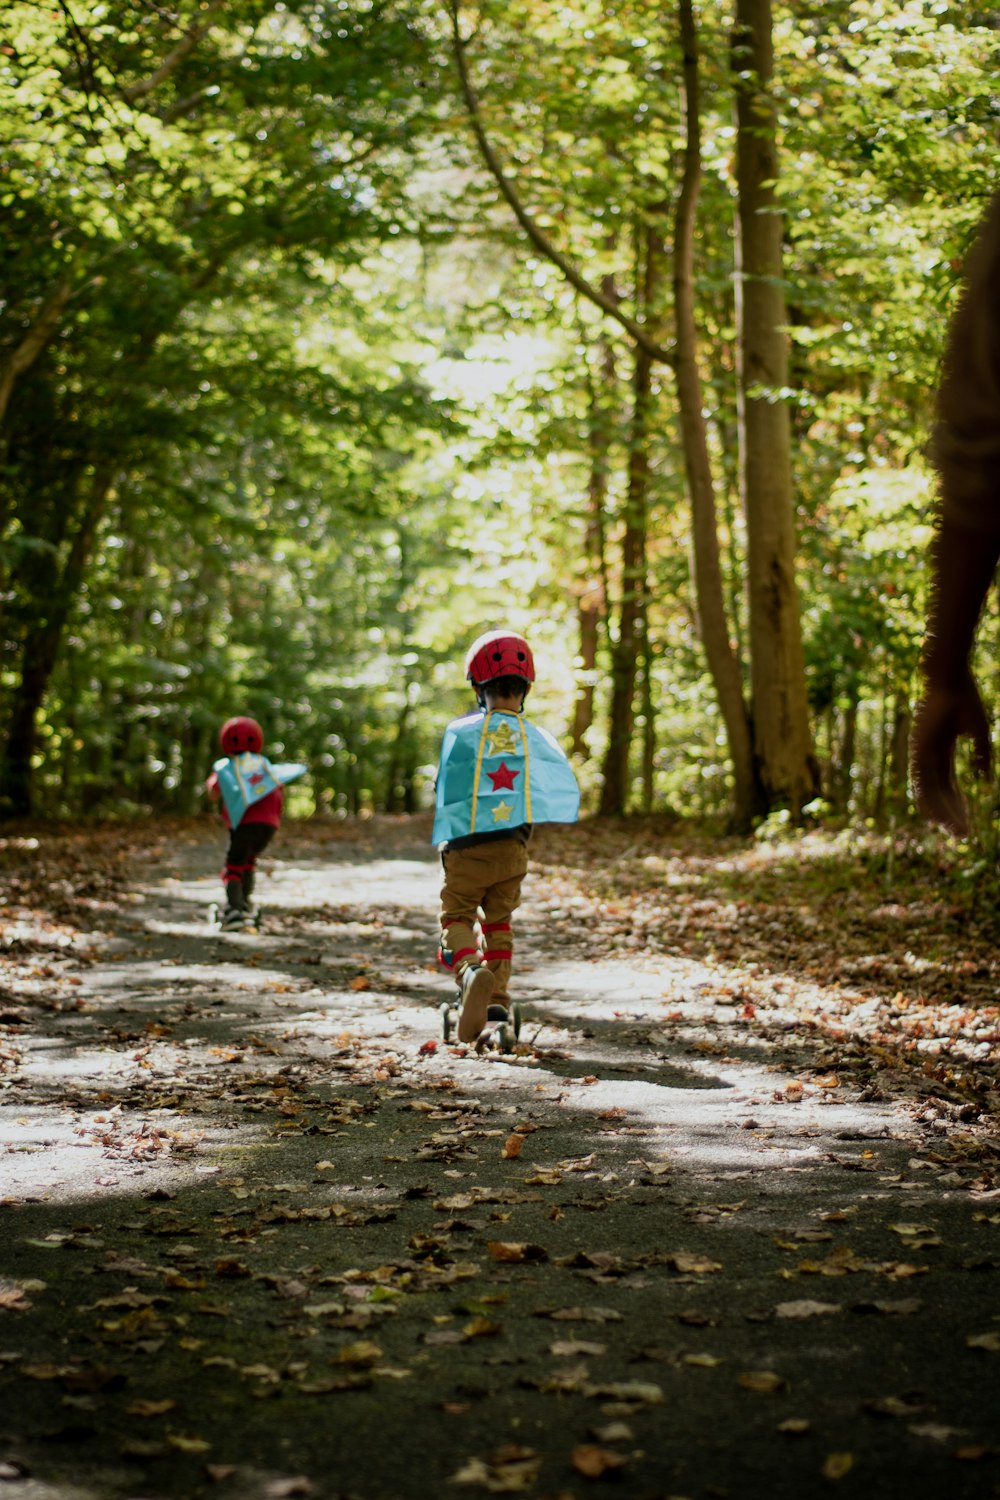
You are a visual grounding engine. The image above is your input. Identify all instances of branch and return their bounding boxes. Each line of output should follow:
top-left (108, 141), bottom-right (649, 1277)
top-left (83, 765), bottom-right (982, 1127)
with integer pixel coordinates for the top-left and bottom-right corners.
top-left (447, 0), bottom-right (675, 368)
top-left (121, 1), bottom-right (225, 103)
top-left (0, 280), bottom-right (74, 425)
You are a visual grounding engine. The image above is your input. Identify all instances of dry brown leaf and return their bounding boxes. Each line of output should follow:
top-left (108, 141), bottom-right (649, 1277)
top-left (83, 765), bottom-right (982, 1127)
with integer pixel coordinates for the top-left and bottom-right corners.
top-left (775, 1299), bottom-right (842, 1319)
top-left (502, 1135), bottom-right (524, 1160)
top-left (667, 1252), bottom-right (722, 1275)
top-left (335, 1340), bottom-right (383, 1366)
top-left (550, 1339), bottom-right (606, 1358)
top-left (166, 1432), bottom-right (211, 1453)
top-left (738, 1371), bottom-right (787, 1394)
top-left (571, 1443), bottom-right (628, 1478)
top-left (127, 1398), bottom-right (177, 1417)
top-left (822, 1452), bottom-right (854, 1480)
top-left (487, 1241), bottom-right (548, 1264)
top-left (966, 1332), bottom-right (1000, 1353)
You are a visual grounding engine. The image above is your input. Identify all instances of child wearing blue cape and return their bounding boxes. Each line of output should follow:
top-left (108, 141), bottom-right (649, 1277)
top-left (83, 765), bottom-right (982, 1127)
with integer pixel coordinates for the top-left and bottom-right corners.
top-left (206, 717), bottom-right (306, 929)
top-left (433, 630), bottom-right (579, 1043)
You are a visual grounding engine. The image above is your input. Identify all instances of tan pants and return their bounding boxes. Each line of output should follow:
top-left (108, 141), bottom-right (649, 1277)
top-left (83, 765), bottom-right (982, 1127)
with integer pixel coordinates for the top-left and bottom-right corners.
top-left (439, 838), bottom-right (529, 1003)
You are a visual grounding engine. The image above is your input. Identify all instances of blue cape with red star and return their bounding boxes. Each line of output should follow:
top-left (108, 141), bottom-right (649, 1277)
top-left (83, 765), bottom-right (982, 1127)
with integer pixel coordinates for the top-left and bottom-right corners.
top-left (432, 710), bottom-right (579, 844)
top-left (212, 753), bottom-right (307, 828)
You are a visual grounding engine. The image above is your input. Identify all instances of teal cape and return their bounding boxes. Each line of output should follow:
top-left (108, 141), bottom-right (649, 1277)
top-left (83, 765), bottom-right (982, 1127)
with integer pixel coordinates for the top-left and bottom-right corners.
top-left (213, 753), bottom-right (307, 827)
top-left (432, 710), bottom-right (579, 845)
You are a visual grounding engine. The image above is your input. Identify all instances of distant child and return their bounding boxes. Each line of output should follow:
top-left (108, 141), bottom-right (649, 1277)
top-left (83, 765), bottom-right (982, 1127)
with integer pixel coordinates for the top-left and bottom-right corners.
top-left (206, 717), bottom-right (306, 929)
top-left (433, 630), bottom-right (579, 1042)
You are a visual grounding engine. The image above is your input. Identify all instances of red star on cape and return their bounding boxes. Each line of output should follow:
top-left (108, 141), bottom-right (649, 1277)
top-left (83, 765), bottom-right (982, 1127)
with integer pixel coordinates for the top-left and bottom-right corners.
top-left (487, 761), bottom-right (519, 792)
top-left (248, 773), bottom-right (265, 786)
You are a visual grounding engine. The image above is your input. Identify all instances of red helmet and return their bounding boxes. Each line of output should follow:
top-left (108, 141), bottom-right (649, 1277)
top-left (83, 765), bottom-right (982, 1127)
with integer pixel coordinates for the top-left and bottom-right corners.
top-left (220, 716), bottom-right (264, 755)
top-left (465, 630), bottom-right (535, 694)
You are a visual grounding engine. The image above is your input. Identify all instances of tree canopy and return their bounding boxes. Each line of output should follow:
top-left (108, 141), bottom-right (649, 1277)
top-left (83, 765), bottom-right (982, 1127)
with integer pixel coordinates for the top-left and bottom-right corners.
top-left (1, 0), bottom-right (997, 825)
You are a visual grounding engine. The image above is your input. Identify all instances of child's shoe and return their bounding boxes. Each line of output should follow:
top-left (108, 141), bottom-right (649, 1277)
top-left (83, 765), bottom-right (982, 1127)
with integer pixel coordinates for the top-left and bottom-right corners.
top-left (221, 906), bottom-right (247, 931)
top-left (457, 963), bottom-right (496, 1042)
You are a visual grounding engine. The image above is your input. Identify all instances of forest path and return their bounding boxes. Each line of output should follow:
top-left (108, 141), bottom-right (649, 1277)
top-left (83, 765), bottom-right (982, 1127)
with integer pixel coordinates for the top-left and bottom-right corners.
top-left (1, 818), bottom-right (998, 1500)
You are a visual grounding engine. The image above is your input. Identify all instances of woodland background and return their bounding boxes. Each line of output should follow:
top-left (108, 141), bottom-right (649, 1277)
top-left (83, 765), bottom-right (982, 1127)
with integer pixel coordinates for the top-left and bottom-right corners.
top-left (1, 0), bottom-right (998, 832)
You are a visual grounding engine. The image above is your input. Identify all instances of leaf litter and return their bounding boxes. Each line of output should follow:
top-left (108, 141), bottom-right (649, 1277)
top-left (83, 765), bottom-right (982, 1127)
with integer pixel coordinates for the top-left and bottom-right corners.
top-left (1, 818), bottom-right (999, 1496)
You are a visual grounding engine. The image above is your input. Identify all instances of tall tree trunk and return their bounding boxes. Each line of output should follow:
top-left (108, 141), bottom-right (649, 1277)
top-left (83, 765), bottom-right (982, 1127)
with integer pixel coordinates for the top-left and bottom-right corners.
top-left (598, 344), bottom-right (652, 817)
top-left (2, 469), bottom-right (112, 816)
top-left (732, 0), bottom-right (818, 813)
top-left (572, 321), bottom-right (614, 759)
top-left (831, 692), bottom-right (858, 814)
top-left (674, 0), bottom-right (759, 830)
top-left (640, 603), bottom-right (655, 814)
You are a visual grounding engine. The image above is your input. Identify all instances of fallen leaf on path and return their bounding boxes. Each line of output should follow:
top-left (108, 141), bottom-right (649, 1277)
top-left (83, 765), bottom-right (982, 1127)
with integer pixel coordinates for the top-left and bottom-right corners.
top-left (571, 1444), bottom-right (628, 1477)
top-left (738, 1371), bottom-right (787, 1394)
top-left (501, 1135), bottom-right (524, 1159)
top-left (487, 1241), bottom-right (548, 1264)
top-left (585, 1380), bottom-right (664, 1406)
top-left (550, 1339), bottom-right (606, 1357)
top-left (166, 1432), bottom-right (211, 1453)
top-left (127, 1398), bottom-right (177, 1417)
top-left (966, 1332), bottom-right (1000, 1352)
top-left (822, 1452), bottom-right (853, 1479)
top-left (449, 1444), bottom-right (541, 1492)
top-left (862, 1394), bottom-right (928, 1418)
top-left (667, 1252), bottom-right (722, 1274)
top-left (775, 1300), bottom-right (842, 1319)
top-left (538, 1307), bottom-right (623, 1324)
top-left (334, 1340), bottom-right (382, 1365)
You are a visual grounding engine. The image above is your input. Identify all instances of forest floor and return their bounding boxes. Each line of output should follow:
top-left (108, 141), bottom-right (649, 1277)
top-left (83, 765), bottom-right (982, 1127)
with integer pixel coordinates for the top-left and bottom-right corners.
top-left (1, 814), bottom-right (999, 1500)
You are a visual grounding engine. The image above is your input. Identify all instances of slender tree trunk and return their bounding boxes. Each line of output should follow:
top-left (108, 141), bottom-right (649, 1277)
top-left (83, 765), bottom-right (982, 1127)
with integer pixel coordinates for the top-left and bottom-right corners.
top-left (599, 345), bottom-right (652, 817)
top-left (1, 470), bottom-right (112, 816)
top-left (674, 0), bottom-right (759, 830)
top-left (832, 692), bottom-right (858, 813)
top-left (640, 605), bottom-right (655, 813)
top-left (888, 692), bottom-right (911, 814)
top-left (572, 322), bottom-right (614, 759)
top-left (732, 0), bottom-right (817, 813)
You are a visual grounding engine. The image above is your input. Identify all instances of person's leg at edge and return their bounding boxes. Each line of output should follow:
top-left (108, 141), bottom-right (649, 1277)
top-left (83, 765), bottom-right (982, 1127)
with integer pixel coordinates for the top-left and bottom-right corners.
top-left (240, 824), bottom-right (275, 908)
top-left (480, 840), bottom-right (529, 1006)
top-left (439, 848), bottom-right (495, 1042)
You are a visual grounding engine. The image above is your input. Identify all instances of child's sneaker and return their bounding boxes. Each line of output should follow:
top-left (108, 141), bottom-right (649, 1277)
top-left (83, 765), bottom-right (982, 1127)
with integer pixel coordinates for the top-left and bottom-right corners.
top-left (457, 964), bottom-right (496, 1042)
top-left (221, 906), bottom-right (247, 931)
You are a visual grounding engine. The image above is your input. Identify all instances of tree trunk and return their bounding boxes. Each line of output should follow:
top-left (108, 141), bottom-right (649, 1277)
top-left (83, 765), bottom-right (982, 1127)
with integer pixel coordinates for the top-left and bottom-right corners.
top-left (732, 0), bottom-right (818, 813)
top-left (674, 0), bottom-right (759, 830)
top-left (832, 692), bottom-right (858, 814)
top-left (572, 321), bottom-right (614, 759)
top-left (598, 344), bottom-right (652, 817)
top-left (1, 470), bottom-right (112, 816)
top-left (639, 604), bottom-right (655, 814)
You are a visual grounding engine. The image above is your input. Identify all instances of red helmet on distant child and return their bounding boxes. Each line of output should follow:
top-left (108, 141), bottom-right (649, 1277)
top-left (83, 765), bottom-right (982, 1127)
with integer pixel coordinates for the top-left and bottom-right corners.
top-left (220, 717), bottom-right (264, 755)
top-left (465, 630), bottom-right (535, 697)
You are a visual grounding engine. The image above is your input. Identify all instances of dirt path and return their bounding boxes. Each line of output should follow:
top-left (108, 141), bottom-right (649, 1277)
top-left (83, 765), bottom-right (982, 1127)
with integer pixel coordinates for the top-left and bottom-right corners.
top-left (1, 819), bottom-right (998, 1500)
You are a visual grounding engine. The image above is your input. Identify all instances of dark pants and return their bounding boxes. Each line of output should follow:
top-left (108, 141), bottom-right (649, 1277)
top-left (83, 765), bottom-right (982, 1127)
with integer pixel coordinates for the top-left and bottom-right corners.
top-left (222, 822), bottom-right (276, 909)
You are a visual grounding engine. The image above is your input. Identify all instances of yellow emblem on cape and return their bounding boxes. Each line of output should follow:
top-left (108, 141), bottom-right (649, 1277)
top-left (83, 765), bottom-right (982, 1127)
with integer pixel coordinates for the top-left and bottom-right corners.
top-left (492, 800), bottom-right (513, 823)
top-left (487, 721), bottom-right (518, 757)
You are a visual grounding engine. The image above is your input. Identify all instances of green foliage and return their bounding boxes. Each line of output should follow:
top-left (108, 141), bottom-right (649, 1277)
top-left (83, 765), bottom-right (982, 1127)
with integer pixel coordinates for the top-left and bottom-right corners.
top-left (1, 0), bottom-right (998, 823)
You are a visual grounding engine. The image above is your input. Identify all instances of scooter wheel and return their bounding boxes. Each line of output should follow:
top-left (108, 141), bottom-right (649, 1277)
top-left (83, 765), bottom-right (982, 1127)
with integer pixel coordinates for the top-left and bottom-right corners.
top-left (440, 1000), bottom-right (454, 1042)
top-left (510, 1003), bottom-right (523, 1039)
